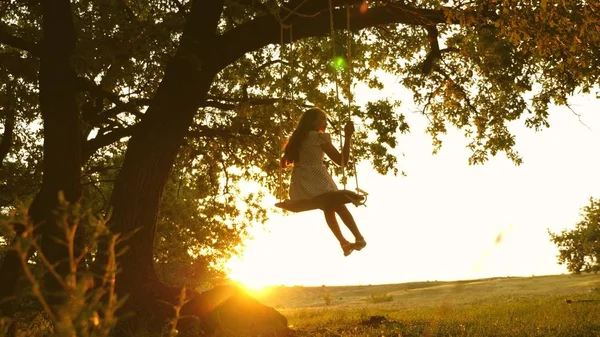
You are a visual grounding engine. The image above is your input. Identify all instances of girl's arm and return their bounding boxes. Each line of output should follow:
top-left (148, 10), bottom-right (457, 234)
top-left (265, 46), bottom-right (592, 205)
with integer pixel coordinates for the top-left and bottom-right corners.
top-left (321, 122), bottom-right (354, 166)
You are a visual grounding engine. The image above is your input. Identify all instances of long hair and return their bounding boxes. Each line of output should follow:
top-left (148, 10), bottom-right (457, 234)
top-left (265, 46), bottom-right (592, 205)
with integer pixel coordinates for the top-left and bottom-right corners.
top-left (283, 108), bottom-right (324, 165)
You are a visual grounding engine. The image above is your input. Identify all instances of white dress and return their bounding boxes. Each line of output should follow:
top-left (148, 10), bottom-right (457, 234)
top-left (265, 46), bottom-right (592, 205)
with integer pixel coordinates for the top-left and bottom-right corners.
top-left (289, 131), bottom-right (339, 201)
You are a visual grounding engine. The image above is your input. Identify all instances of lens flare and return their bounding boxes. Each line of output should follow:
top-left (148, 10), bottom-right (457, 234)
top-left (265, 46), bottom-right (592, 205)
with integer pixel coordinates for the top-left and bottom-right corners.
top-left (330, 56), bottom-right (347, 71)
top-left (360, 0), bottom-right (368, 13)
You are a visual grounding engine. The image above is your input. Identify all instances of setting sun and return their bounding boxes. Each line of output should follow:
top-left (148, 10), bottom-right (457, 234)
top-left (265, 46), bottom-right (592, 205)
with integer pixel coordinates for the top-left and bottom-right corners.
top-left (226, 254), bottom-right (275, 291)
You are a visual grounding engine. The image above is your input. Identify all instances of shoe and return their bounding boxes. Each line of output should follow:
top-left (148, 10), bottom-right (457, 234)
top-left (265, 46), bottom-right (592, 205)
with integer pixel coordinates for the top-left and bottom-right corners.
top-left (354, 239), bottom-right (367, 251)
top-left (341, 242), bottom-right (354, 257)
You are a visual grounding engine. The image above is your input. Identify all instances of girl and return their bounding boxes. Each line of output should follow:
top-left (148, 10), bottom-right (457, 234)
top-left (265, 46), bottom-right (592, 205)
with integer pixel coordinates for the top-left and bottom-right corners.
top-left (281, 108), bottom-right (367, 257)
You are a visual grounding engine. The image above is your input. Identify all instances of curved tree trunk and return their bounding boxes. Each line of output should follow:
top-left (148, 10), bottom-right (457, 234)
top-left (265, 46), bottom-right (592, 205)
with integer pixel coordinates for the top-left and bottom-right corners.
top-left (109, 58), bottom-right (216, 300)
top-left (98, 1), bottom-right (226, 329)
top-left (106, 51), bottom-right (218, 335)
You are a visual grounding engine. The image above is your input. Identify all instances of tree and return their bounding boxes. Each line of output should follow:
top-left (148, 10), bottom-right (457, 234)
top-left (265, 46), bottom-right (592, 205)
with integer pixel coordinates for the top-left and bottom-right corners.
top-left (1, 0), bottom-right (599, 333)
top-left (549, 197), bottom-right (600, 274)
top-left (0, 0), bottom-right (83, 316)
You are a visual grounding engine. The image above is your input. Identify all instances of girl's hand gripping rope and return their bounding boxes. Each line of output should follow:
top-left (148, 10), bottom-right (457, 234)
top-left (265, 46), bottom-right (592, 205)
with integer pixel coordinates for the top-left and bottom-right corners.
top-left (344, 121), bottom-right (355, 138)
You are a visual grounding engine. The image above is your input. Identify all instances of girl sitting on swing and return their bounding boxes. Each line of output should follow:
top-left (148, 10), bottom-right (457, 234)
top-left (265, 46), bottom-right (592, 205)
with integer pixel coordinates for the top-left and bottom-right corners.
top-left (281, 107), bottom-right (367, 257)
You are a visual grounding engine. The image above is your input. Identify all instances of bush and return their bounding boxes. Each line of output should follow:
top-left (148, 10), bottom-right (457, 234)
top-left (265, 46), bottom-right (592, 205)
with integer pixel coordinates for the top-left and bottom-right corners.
top-left (0, 197), bottom-right (123, 337)
top-left (549, 197), bottom-right (600, 273)
top-left (368, 292), bottom-right (393, 304)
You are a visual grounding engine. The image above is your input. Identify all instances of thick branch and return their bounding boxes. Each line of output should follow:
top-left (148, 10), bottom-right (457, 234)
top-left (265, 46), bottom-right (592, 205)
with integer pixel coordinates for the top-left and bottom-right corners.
top-left (125, 95), bottom-right (293, 111)
top-left (83, 124), bottom-right (245, 161)
top-left (421, 25), bottom-right (440, 74)
top-left (205, 96), bottom-right (304, 110)
top-left (75, 77), bottom-right (143, 117)
top-left (185, 0), bottom-right (225, 44)
top-left (83, 126), bottom-right (138, 161)
top-left (280, 0), bottom-right (362, 20)
top-left (0, 107), bottom-right (15, 167)
top-left (420, 27), bottom-right (460, 75)
top-left (0, 23), bottom-right (40, 54)
top-left (217, 2), bottom-right (448, 70)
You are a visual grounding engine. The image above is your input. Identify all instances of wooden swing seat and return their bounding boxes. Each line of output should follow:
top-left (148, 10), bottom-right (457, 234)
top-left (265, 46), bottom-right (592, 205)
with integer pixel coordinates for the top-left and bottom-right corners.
top-left (275, 190), bottom-right (365, 213)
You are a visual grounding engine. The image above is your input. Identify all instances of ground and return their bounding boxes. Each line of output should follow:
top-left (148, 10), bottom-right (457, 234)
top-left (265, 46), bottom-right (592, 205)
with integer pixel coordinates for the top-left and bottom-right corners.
top-left (247, 273), bottom-right (600, 337)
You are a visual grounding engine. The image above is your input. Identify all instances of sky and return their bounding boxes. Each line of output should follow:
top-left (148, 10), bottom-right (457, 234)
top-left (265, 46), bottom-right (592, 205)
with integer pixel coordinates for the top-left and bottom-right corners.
top-left (226, 73), bottom-right (600, 289)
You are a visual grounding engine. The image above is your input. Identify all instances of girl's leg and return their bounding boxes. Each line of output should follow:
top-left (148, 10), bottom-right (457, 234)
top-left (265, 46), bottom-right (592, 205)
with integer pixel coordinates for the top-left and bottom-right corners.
top-left (333, 204), bottom-right (364, 242)
top-left (323, 208), bottom-right (353, 256)
top-left (323, 208), bottom-right (349, 244)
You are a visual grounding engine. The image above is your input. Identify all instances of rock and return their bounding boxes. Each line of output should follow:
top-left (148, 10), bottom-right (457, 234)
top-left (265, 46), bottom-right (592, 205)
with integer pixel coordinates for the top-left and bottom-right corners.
top-left (181, 285), bottom-right (291, 336)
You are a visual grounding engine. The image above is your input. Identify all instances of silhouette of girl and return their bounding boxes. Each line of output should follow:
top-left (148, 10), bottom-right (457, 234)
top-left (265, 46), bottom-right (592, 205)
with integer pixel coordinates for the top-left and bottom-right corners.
top-left (281, 108), bottom-right (366, 256)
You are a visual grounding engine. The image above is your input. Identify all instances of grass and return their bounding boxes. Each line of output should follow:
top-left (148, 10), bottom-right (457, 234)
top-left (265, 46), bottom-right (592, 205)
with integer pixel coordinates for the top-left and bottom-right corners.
top-left (5, 271), bottom-right (600, 336)
top-left (249, 274), bottom-right (600, 336)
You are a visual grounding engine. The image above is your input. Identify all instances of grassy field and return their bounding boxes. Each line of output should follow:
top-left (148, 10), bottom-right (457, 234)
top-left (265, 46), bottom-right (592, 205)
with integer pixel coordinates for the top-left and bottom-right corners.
top-left (250, 274), bottom-right (600, 337)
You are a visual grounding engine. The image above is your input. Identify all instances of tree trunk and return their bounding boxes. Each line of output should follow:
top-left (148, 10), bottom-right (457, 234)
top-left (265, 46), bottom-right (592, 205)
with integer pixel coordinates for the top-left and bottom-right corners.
top-left (110, 58), bottom-right (215, 297)
top-left (0, 0), bottom-right (81, 321)
top-left (36, 0), bottom-right (82, 294)
top-left (102, 1), bottom-right (225, 326)
top-left (105, 59), bottom-right (218, 333)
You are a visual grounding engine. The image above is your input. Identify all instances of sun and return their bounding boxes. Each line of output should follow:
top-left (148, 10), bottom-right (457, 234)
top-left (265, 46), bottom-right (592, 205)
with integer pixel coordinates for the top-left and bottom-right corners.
top-left (225, 255), bottom-right (274, 292)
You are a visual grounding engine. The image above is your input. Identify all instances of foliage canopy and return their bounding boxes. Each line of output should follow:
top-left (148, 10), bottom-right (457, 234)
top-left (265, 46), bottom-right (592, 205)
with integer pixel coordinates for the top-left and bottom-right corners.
top-left (550, 198), bottom-right (600, 274)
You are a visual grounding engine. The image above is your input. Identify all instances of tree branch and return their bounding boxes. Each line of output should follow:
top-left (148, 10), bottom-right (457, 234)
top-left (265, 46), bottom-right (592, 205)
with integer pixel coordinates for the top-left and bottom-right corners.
top-left (184, 0), bottom-right (225, 44)
top-left (124, 94), bottom-right (298, 111)
top-left (83, 123), bottom-right (248, 161)
top-left (1, 23), bottom-right (141, 118)
top-left (205, 96), bottom-right (305, 111)
top-left (173, 0), bottom-right (187, 16)
top-left (421, 25), bottom-right (440, 75)
top-left (216, 2), bottom-right (448, 70)
top-left (420, 28), bottom-right (460, 75)
top-left (0, 107), bottom-right (16, 167)
top-left (75, 77), bottom-right (143, 117)
top-left (0, 23), bottom-right (40, 54)
top-left (83, 126), bottom-right (139, 162)
top-left (232, 0), bottom-right (271, 15)
top-left (280, 0), bottom-right (363, 21)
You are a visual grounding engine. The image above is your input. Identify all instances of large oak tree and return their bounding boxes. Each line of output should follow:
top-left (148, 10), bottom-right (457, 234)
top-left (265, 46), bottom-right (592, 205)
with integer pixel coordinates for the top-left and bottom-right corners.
top-left (1, 0), bottom-right (599, 332)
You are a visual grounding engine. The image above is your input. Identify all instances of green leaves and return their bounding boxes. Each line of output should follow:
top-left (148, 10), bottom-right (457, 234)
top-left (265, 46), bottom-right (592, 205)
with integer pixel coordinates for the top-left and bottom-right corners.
top-left (549, 197), bottom-right (600, 274)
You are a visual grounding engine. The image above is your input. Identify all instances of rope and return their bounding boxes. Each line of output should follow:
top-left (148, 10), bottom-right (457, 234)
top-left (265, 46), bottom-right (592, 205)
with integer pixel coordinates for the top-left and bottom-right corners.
top-left (290, 25), bottom-right (295, 121)
top-left (346, 6), bottom-right (361, 196)
top-left (277, 23), bottom-right (285, 202)
top-left (332, 3), bottom-right (367, 202)
top-left (277, 20), bottom-right (299, 202)
top-left (328, 0), bottom-right (347, 189)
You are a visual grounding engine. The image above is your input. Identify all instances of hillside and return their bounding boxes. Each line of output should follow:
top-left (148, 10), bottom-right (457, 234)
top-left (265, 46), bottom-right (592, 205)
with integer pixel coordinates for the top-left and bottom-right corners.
top-left (250, 273), bottom-right (600, 309)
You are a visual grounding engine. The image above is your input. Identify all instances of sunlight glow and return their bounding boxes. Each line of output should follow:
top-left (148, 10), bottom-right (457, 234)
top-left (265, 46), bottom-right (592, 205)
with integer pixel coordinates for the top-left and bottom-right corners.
top-left (224, 74), bottom-right (600, 288)
top-left (226, 255), bottom-right (276, 291)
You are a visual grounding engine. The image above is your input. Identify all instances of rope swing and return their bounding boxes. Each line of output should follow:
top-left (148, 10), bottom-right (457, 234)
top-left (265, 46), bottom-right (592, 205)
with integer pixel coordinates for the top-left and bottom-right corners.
top-left (327, 1), bottom-right (368, 200)
top-left (275, 2), bottom-right (368, 213)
